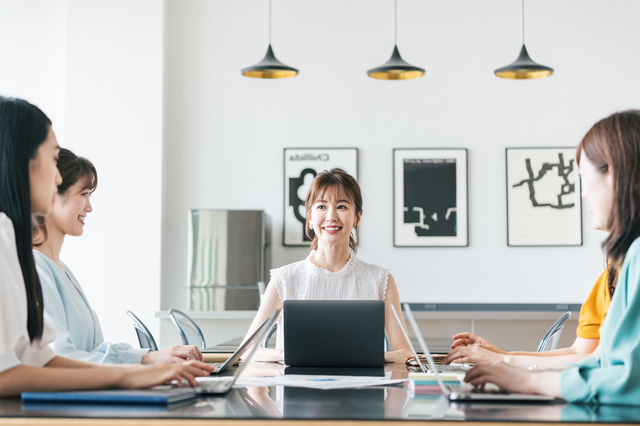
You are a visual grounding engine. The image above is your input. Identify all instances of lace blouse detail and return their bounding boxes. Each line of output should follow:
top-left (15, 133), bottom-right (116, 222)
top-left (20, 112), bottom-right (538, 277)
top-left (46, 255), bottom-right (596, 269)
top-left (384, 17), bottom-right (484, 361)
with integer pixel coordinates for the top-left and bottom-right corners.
top-left (271, 252), bottom-right (390, 349)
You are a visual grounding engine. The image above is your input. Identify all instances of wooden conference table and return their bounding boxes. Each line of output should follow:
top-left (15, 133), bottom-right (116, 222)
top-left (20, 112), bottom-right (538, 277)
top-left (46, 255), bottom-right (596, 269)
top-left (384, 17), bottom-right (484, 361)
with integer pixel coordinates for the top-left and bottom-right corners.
top-left (2, 360), bottom-right (640, 426)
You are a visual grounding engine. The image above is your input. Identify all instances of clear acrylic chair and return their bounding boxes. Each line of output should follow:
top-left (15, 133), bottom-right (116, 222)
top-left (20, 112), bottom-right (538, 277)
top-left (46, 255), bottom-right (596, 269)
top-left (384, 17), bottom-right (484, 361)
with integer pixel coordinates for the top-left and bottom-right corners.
top-left (168, 309), bottom-right (206, 349)
top-left (126, 310), bottom-right (158, 351)
top-left (537, 311), bottom-right (571, 352)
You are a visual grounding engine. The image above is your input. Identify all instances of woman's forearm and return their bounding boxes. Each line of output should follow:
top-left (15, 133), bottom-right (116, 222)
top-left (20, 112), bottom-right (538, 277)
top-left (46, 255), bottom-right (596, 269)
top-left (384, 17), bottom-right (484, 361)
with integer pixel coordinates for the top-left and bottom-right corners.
top-left (46, 356), bottom-right (118, 369)
top-left (508, 347), bottom-right (577, 357)
top-left (505, 352), bottom-right (591, 369)
top-left (0, 364), bottom-right (122, 397)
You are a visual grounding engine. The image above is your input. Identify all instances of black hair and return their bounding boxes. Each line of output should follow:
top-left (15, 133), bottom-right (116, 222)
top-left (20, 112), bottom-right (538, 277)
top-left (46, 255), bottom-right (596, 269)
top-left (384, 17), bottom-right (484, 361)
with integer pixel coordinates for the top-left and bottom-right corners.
top-left (0, 97), bottom-right (52, 342)
top-left (33, 148), bottom-right (98, 245)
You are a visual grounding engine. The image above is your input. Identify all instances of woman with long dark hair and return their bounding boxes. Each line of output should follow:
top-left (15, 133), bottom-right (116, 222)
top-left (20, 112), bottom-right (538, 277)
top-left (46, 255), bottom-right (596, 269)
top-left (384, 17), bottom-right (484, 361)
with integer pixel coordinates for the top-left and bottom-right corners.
top-left (464, 110), bottom-right (640, 405)
top-left (0, 96), bottom-right (212, 396)
top-left (32, 148), bottom-right (202, 364)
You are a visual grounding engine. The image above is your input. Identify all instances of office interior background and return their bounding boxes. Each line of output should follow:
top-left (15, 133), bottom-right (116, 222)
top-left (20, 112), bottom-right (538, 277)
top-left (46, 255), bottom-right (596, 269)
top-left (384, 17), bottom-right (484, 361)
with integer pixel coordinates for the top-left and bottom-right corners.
top-left (2, 0), bottom-right (638, 344)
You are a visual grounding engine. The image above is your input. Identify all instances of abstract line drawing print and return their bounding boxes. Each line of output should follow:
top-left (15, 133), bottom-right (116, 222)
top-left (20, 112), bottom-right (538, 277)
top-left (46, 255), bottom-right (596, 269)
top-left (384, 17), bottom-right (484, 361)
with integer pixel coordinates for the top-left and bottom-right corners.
top-left (403, 159), bottom-right (457, 237)
top-left (506, 147), bottom-right (582, 247)
top-left (512, 153), bottom-right (575, 210)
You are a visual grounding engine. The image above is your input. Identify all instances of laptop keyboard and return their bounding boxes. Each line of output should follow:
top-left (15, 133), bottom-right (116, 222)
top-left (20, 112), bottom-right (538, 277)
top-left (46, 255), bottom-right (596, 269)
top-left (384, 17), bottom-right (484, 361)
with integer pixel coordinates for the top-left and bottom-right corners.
top-left (429, 364), bottom-right (468, 372)
top-left (447, 385), bottom-right (508, 395)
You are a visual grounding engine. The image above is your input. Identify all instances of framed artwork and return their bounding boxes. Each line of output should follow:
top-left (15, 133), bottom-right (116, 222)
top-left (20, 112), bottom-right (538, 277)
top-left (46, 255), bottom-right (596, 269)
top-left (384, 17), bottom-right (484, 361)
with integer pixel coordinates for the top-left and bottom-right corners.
top-left (506, 147), bottom-right (582, 246)
top-left (283, 148), bottom-right (358, 246)
top-left (393, 149), bottom-right (468, 247)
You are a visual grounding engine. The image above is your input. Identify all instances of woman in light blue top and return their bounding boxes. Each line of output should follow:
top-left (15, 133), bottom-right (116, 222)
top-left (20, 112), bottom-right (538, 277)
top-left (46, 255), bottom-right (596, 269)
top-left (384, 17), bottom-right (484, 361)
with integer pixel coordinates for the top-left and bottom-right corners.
top-left (464, 110), bottom-right (640, 405)
top-left (33, 148), bottom-right (202, 365)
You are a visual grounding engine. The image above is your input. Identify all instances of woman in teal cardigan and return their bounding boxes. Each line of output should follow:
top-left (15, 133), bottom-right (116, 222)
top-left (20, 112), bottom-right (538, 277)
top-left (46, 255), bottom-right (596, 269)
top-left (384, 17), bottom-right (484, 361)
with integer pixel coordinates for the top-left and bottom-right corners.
top-left (465, 110), bottom-right (640, 405)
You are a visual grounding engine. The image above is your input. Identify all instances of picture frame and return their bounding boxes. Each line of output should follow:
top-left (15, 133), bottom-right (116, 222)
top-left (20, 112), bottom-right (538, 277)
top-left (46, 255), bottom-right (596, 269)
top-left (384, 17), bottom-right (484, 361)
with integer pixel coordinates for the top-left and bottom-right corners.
top-left (283, 148), bottom-right (358, 247)
top-left (393, 148), bottom-right (468, 247)
top-left (506, 147), bottom-right (583, 246)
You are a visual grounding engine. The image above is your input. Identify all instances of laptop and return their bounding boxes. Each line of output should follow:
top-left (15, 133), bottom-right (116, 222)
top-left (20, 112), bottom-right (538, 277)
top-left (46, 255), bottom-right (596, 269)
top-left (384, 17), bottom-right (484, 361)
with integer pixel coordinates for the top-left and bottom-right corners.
top-left (195, 308), bottom-right (280, 395)
top-left (398, 303), bottom-right (556, 402)
top-left (283, 300), bottom-right (384, 367)
top-left (207, 315), bottom-right (276, 375)
top-left (390, 305), bottom-right (469, 373)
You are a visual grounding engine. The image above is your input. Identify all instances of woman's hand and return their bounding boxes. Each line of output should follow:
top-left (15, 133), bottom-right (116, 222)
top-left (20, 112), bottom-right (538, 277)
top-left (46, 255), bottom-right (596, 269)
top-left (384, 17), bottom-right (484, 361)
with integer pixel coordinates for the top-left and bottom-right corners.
top-left (252, 347), bottom-right (284, 363)
top-left (450, 332), bottom-right (506, 354)
top-left (141, 345), bottom-right (203, 364)
top-left (443, 346), bottom-right (505, 365)
top-left (117, 360), bottom-right (214, 389)
top-left (463, 362), bottom-right (561, 397)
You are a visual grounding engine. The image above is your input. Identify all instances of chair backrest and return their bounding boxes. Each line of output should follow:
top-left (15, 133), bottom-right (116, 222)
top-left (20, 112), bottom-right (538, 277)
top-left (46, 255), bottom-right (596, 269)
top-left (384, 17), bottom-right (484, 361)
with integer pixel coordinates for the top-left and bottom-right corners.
top-left (540, 325), bottom-right (564, 352)
top-left (537, 311), bottom-right (571, 352)
top-left (263, 324), bottom-right (277, 348)
top-left (168, 309), bottom-right (206, 349)
top-left (127, 311), bottom-right (158, 351)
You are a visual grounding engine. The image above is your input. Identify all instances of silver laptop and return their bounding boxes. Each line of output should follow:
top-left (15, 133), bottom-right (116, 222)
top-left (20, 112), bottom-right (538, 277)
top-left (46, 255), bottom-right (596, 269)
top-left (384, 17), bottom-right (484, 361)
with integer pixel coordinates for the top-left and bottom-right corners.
top-left (195, 308), bottom-right (280, 395)
top-left (390, 305), bottom-right (469, 373)
top-left (397, 304), bottom-right (556, 402)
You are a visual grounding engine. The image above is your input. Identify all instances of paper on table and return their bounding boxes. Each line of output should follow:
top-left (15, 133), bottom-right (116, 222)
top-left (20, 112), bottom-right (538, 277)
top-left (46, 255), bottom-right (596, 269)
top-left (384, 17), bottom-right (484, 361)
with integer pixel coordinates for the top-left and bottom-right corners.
top-left (235, 374), bottom-right (406, 390)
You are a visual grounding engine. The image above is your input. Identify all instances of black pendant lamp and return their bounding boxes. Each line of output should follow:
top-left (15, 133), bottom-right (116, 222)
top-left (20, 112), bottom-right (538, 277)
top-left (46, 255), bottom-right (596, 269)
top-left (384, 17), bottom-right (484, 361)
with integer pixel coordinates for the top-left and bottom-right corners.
top-left (367, 0), bottom-right (424, 80)
top-left (494, 0), bottom-right (553, 80)
top-left (241, 0), bottom-right (298, 79)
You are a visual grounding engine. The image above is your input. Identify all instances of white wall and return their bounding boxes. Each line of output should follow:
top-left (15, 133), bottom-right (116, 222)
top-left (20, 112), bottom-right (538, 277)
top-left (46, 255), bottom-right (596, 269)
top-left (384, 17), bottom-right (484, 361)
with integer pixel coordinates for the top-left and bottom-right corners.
top-left (1, 0), bottom-right (164, 346)
top-left (62, 0), bottom-right (165, 341)
top-left (0, 0), bottom-right (67, 141)
top-left (3, 0), bottom-right (639, 346)
top-left (162, 0), bottom-right (640, 309)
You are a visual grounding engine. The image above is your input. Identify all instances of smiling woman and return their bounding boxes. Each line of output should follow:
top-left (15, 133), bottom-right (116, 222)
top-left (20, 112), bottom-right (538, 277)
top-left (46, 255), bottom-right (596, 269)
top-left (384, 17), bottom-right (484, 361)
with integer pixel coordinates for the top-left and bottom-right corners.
top-left (31, 148), bottom-right (205, 366)
top-left (240, 169), bottom-right (414, 364)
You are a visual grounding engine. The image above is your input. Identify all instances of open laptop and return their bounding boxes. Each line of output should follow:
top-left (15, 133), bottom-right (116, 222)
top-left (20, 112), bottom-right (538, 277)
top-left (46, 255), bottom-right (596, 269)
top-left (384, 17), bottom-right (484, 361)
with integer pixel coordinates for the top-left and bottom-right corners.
top-left (398, 303), bottom-right (556, 402)
top-left (207, 315), bottom-right (276, 375)
top-left (284, 300), bottom-right (384, 368)
top-left (390, 305), bottom-right (469, 373)
top-left (195, 308), bottom-right (280, 395)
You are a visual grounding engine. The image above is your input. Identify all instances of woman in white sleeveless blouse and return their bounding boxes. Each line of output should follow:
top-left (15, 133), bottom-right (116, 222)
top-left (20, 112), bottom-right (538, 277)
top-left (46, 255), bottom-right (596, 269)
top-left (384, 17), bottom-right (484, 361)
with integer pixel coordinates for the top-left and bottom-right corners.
top-left (244, 169), bottom-right (412, 363)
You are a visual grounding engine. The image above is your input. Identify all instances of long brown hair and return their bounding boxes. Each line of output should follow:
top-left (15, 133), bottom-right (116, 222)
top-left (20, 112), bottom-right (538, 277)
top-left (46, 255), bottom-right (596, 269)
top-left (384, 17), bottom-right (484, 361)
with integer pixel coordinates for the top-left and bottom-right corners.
top-left (33, 148), bottom-right (98, 245)
top-left (576, 110), bottom-right (640, 297)
top-left (304, 169), bottom-right (363, 253)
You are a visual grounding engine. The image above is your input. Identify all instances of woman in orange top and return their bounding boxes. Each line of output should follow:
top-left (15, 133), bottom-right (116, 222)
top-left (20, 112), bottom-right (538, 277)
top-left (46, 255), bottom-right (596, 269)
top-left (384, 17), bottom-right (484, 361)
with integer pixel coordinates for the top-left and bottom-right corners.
top-left (443, 270), bottom-right (611, 369)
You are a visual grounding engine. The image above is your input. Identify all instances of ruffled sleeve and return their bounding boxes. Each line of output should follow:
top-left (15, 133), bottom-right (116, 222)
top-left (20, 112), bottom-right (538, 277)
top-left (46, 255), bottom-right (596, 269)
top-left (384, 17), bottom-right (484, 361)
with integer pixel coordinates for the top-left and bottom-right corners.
top-left (378, 267), bottom-right (390, 301)
top-left (271, 268), bottom-right (285, 304)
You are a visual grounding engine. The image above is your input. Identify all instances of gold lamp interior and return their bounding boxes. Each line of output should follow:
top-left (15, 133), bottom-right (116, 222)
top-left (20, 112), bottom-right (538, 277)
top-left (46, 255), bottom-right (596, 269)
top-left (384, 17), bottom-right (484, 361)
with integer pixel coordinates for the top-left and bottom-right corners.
top-left (368, 69), bottom-right (424, 80)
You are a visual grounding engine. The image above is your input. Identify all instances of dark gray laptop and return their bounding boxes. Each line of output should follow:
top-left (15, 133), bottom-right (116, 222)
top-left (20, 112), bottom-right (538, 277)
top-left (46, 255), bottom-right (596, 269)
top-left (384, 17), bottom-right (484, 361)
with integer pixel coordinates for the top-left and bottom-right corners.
top-left (283, 300), bottom-right (384, 367)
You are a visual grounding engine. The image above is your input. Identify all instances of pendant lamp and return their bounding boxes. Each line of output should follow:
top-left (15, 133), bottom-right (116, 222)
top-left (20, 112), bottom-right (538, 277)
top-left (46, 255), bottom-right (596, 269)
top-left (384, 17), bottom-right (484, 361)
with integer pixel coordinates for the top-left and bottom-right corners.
top-left (494, 0), bottom-right (553, 80)
top-left (367, 0), bottom-right (424, 80)
top-left (241, 0), bottom-right (298, 79)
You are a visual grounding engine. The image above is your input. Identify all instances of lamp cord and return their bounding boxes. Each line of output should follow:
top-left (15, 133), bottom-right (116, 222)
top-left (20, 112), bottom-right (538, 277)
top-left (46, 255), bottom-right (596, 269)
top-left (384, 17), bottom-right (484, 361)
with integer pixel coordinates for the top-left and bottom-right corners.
top-left (395, 0), bottom-right (398, 45)
top-left (522, 0), bottom-right (525, 45)
top-left (269, 0), bottom-right (272, 45)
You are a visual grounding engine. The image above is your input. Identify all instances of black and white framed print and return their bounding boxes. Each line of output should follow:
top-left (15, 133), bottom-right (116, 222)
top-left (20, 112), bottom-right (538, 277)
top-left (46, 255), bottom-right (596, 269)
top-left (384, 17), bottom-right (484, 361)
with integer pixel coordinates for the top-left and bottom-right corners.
top-left (506, 147), bottom-right (582, 246)
top-left (283, 148), bottom-right (358, 246)
top-left (393, 149), bottom-right (468, 247)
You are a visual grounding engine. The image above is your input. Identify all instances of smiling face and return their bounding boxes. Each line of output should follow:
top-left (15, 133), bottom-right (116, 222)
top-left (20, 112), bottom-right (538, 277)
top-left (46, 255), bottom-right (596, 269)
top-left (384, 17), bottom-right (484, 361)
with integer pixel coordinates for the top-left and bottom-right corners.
top-left (29, 127), bottom-right (62, 215)
top-left (308, 187), bottom-right (362, 249)
top-left (48, 179), bottom-right (93, 237)
top-left (579, 152), bottom-right (614, 231)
